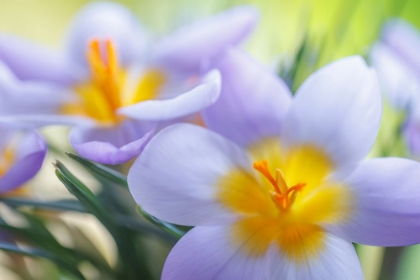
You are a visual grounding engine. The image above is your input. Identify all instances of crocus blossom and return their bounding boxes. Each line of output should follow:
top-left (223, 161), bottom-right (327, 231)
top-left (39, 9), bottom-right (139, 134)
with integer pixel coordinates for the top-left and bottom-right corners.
top-left (371, 19), bottom-right (420, 155)
top-left (0, 122), bottom-right (47, 193)
top-left (128, 53), bottom-right (420, 279)
top-left (0, 2), bottom-right (258, 164)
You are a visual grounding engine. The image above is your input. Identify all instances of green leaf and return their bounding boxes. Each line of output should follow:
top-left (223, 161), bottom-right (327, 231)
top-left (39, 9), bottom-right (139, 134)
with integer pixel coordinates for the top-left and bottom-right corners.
top-left (66, 152), bottom-right (128, 189)
top-left (54, 161), bottom-right (114, 226)
top-left (137, 206), bottom-right (186, 239)
top-left (0, 242), bottom-right (86, 280)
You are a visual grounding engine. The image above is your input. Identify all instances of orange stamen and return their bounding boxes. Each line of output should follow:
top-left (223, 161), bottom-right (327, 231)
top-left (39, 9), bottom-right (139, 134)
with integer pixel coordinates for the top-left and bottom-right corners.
top-left (253, 159), bottom-right (306, 210)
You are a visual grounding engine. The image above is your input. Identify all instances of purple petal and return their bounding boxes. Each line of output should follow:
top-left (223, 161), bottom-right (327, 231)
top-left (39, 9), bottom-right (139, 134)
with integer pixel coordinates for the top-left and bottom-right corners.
top-left (328, 158), bottom-right (420, 246)
top-left (265, 234), bottom-right (363, 279)
top-left (162, 226), bottom-right (265, 280)
top-left (202, 49), bottom-right (292, 147)
top-left (128, 123), bottom-right (252, 226)
top-left (65, 1), bottom-right (147, 70)
top-left (153, 6), bottom-right (259, 73)
top-left (0, 61), bottom-right (74, 116)
top-left (370, 43), bottom-right (420, 109)
top-left (281, 56), bottom-right (381, 166)
top-left (382, 19), bottom-right (420, 75)
top-left (0, 34), bottom-right (78, 85)
top-left (0, 125), bottom-right (47, 193)
top-left (69, 120), bottom-right (156, 165)
top-left (118, 69), bottom-right (221, 121)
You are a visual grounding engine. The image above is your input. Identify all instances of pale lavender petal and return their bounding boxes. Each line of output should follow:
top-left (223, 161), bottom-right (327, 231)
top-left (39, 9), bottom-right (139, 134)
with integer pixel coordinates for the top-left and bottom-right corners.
top-left (0, 61), bottom-right (74, 116)
top-left (281, 56), bottom-right (381, 166)
top-left (0, 126), bottom-right (47, 193)
top-left (0, 115), bottom-right (93, 128)
top-left (382, 19), bottom-right (420, 74)
top-left (370, 43), bottom-right (420, 109)
top-left (119, 69), bottom-right (221, 121)
top-left (128, 123), bottom-right (252, 226)
top-left (162, 226), bottom-right (265, 280)
top-left (65, 1), bottom-right (147, 69)
top-left (69, 120), bottom-right (155, 165)
top-left (265, 234), bottom-right (362, 279)
top-left (0, 34), bottom-right (79, 85)
top-left (202, 49), bottom-right (292, 147)
top-left (328, 158), bottom-right (420, 246)
top-left (402, 117), bottom-right (420, 156)
top-left (153, 6), bottom-right (259, 73)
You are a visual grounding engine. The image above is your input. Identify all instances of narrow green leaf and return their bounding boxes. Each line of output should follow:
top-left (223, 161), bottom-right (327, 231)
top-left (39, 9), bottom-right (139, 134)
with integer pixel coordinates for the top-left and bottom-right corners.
top-left (137, 206), bottom-right (186, 239)
top-left (0, 242), bottom-right (86, 280)
top-left (66, 152), bottom-right (128, 188)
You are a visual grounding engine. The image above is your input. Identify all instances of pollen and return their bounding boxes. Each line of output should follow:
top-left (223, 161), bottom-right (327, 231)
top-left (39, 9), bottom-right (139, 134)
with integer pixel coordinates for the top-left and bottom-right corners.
top-left (61, 39), bottom-right (167, 124)
top-left (0, 143), bottom-right (15, 176)
top-left (217, 138), bottom-right (353, 263)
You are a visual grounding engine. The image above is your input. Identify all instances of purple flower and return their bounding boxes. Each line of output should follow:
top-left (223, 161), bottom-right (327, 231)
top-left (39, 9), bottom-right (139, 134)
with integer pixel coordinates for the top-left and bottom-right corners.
top-left (128, 53), bottom-right (420, 279)
top-left (370, 19), bottom-right (420, 155)
top-left (0, 2), bottom-right (258, 164)
top-left (0, 122), bottom-right (46, 193)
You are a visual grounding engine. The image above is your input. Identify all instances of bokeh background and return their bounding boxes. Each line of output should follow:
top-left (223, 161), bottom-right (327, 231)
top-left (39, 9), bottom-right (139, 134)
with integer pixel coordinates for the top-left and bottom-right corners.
top-left (1, 0), bottom-right (420, 279)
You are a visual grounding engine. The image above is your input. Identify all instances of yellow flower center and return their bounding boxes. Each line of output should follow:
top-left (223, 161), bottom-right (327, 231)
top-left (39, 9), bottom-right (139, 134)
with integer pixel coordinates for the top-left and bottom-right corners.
top-left (217, 138), bottom-right (353, 263)
top-left (0, 144), bottom-right (15, 177)
top-left (61, 39), bottom-right (166, 124)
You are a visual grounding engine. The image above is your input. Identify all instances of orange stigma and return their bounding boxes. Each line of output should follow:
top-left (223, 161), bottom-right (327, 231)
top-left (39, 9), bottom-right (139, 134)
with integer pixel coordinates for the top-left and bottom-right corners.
top-left (253, 159), bottom-right (306, 210)
top-left (86, 38), bottom-right (122, 113)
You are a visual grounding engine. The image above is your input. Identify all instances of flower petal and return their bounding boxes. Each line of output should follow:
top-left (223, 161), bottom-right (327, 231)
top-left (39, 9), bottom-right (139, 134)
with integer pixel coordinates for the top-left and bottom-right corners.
top-left (370, 43), bottom-right (420, 109)
top-left (0, 61), bottom-right (74, 116)
top-left (119, 69), bottom-right (221, 121)
top-left (0, 126), bottom-right (47, 193)
top-left (162, 226), bottom-right (265, 280)
top-left (0, 35), bottom-right (78, 85)
top-left (69, 120), bottom-right (155, 165)
top-left (128, 123), bottom-right (252, 226)
top-left (381, 19), bottom-right (420, 74)
top-left (281, 56), bottom-right (381, 165)
top-left (202, 49), bottom-right (292, 147)
top-left (153, 6), bottom-right (259, 73)
top-left (265, 234), bottom-right (363, 279)
top-left (65, 1), bottom-right (147, 69)
top-left (328, 158), bottom-right (420, 246)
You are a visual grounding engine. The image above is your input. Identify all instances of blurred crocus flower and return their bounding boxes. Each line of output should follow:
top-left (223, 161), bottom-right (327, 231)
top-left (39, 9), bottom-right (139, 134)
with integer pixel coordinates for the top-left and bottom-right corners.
top-left (0, 2), bottom-right (258, 164)
top-left (371, 19), bottom-right (420, 155)
top-left (128, 53), bottom-right (420, 279)
top-left (0, 122), bottom-right (46, 193)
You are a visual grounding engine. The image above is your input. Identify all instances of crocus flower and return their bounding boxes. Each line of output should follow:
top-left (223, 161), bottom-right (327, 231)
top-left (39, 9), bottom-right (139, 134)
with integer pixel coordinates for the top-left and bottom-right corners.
top-left (128, 52), bottom-right (420, 279)
top-left (0, 2), bottom-right (258, 164)
top-left (370, 19), bottom-right (420, 155)
top-left (0, 122), bottom-right (47, 193)
top-left (370, 19), bottom-right (420, 110)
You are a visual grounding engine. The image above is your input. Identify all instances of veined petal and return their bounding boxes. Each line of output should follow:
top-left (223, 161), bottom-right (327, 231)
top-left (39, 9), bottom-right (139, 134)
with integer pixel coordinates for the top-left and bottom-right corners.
top-left (69, 120), bottom-right (156, 165)
top-left (118, 69), bottom-right (221, 121)
top-left (128, 123), bottom-right (253, 226)
top-left (370, 43), bottom-right (420, 109)
top-left (162, 226), bottom-right (265, 280)
top-left (0, 125), bottom-right (47, 193)
top-left (202, 49), bottom-right (292, 147)
top-left (281, 56), bottom-right (381, 166)
top-left (0, 34), bottom-right (78, 85)
top-left (328, 158), bottom-right (420, 246)
top-left (65, 1), bottom-right (147, 69)
top-left (265, 234), bottom-right (362, 279)
top-left (153, 6), bottom-right (259, 73)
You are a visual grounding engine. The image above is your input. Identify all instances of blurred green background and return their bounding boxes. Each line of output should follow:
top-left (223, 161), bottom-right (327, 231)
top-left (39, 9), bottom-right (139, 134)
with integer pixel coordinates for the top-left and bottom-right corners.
top-left (1, 0), bottom-right (420, 279)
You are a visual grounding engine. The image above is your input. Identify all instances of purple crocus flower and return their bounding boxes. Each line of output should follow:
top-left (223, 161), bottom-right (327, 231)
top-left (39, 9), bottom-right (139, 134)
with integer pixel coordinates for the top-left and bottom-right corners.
top-left (0, 2), bottom-right (258, 164)
top-left (128, 53), bottom-right (420, 279)
top-left (371, 19), bottom-right (420, 155)
top-left (0, 122), bottom-right (46, 193)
